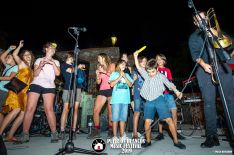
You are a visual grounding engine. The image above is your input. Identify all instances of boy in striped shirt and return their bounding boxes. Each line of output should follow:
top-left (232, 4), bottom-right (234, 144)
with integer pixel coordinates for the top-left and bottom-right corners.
top-left (133, 52), bottom-right (186, 149)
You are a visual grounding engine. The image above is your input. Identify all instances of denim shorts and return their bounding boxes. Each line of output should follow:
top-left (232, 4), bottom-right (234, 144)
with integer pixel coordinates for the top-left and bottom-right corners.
top-left (134, 97), bottom-right (144, 112)
top-left (164, 94), bottom-right (177, 110)
top-left (111, 104), bottom-right (128, 122)
top-left (144, 95), bottom-right (171, 121)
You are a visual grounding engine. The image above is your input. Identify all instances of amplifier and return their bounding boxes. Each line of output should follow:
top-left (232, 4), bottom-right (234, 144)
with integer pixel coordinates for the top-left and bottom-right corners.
top-left (183, 98), bottom-right (202, 103)
top-left (183, 96), bottom-right (202, 103)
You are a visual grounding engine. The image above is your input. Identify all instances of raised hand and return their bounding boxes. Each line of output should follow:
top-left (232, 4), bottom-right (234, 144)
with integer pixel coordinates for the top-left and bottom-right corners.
top-left (19, 40), bottom-right (24, 48)
top-left (96, 70), bottom-right (100, 76)
top-left (120, 71), bottom-right (125, 78)
top-left (7, 45), bottom-right (17, 51)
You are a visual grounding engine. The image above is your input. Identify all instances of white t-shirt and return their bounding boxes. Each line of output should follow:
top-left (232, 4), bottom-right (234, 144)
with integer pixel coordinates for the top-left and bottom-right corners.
top-left (31, 58), bottom-right (60, 88)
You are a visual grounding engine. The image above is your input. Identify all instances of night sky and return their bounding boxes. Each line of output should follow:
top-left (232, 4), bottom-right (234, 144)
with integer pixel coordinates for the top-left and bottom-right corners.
top-left (0, 0), bottom-right (233, 69)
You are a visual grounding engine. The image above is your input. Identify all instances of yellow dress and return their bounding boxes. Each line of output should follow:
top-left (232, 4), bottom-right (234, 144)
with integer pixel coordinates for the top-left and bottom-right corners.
top-left (3, 67), bottom-right (33, 112)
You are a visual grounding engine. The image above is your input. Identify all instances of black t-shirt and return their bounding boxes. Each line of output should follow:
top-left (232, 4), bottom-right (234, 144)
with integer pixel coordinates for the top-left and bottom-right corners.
top-left (189, 29), bottom-right (234, 64)
top-left (61, 63), bottom-right (74, 90)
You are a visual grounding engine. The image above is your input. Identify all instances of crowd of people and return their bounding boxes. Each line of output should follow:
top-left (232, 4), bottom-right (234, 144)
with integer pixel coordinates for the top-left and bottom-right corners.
top-left (0, 9), bottom-right (234, 153)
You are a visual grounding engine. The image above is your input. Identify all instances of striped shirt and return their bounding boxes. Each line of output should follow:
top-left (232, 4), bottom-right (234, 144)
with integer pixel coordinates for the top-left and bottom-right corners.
top-left (138, 68), bottom-right (175, 101)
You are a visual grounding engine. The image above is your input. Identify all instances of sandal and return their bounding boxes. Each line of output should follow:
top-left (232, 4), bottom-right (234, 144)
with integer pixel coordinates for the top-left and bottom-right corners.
top-left (132, 135), bottom-right (139, 139)
top-left (5, 136), bottom-right (17, 142)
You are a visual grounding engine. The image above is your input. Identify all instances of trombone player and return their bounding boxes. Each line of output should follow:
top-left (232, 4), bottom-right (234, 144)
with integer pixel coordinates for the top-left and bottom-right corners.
top-left (188, 10), bottom-right (234, 148)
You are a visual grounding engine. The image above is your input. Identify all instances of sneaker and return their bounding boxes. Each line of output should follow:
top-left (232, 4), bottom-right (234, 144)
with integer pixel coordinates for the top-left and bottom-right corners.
top-left (155, 133), bottom-right (164, 141)
top-left (76, 129), bottom-right (80, 134)
top-left (59, 131), bottom-right (65, 140)
top-left (120, 133), bottom-right (128, 143)
top-left (201, 135), bottom-right (219, 148)
top-left (14, 133), bottom-right (29, 144)
top-left (51, 131), bottom-right (59, 143)
top-left (177, 132), bottom-right (186, 140)
top-left (141, 141), bottom-right (151, 148)
top-left (87, 128), bottom-right (100, 139)
top-left (132, 134), bottom-right (138, 139)
top-left (72, 131), bottom-right (77, 140)
top-left (107, 129), bottom-right (113, 138)
top-left (213, 136), bottom-right (220, 146)
top-left (112, 136), bottom-right (119, 141)
top-left (174, 141), bottom-right (186, 149)
top-left (132, 132), bottom-right (141, 139)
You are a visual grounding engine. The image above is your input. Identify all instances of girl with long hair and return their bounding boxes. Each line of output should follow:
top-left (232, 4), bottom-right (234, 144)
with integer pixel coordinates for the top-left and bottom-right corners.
top-left (0, 40), bottom-right (34, 142)
top-left (87, 53), bottom-right (115, 139)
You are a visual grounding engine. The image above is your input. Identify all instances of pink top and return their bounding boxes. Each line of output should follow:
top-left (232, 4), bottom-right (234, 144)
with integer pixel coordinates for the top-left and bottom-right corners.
top-left (31, 58), bottom-right (60, 88)
top-left (99, 72), bottom-right (111, 90)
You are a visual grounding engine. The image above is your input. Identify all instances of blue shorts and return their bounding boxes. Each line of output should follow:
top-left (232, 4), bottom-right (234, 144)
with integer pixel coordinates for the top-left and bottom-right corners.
top-left (164, 94), bottom-right (177, 110)
top-left (111, 104), bottom-right (128, 122)
top-left (134, 97), bottom-right (144, 112)
top-left (144, 95), bottom-right (171, 121)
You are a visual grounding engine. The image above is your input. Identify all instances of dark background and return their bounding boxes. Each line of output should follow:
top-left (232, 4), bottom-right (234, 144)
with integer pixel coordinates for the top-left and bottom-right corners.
top-left (0, 0), bottom-right (233, 80)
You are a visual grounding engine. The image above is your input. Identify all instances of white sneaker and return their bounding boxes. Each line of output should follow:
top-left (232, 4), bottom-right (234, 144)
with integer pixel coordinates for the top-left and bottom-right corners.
top-left (132, 132), bottom-right (141, 138)
top-left (111, 136), bottom-right (119, 143)
top-left (112, 136), bottom-right (119, 141)
top-left (120, 132), bottom-right (128, 143)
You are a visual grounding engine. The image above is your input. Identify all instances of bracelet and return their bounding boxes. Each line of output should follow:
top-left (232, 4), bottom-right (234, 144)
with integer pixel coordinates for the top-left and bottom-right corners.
top-left (6, 49), bottom-right (13, 52)
top-left (174, 89), bottom-right (178, 93)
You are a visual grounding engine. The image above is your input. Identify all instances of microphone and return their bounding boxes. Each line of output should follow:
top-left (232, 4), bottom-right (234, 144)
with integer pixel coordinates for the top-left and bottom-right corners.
top-left (69, 27), bottom-right (87, 32)
top-left (188, 0), bottom-right (193, 8)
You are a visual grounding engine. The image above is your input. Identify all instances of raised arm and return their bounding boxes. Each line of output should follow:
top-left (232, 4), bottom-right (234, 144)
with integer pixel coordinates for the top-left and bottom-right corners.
top-left (12, 40), bottom-right (24, 65)
top-left (133, 51), bottom-right (141, 70)
top-left (0, 45), bottom-right (16, 65)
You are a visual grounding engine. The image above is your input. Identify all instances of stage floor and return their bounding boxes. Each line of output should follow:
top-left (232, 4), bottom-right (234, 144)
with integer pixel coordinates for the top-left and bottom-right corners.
top-left (5, 130), bottom-right (233, 155)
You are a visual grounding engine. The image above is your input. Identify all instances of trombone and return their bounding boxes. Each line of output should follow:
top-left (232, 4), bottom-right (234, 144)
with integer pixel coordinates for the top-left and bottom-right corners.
top-left (206, 8), bottom-right (232, 49)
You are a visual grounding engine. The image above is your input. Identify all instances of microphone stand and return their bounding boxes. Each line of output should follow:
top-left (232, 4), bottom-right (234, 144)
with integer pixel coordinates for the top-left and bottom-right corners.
top-left (55, 28), bottom-right (107, 155)
top-left (188, 0), bottom-right (234, 140)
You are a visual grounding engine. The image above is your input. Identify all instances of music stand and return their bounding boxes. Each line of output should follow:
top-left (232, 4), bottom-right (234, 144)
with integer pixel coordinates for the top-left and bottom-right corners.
top-left (55, 28), bottom-right (107, 155)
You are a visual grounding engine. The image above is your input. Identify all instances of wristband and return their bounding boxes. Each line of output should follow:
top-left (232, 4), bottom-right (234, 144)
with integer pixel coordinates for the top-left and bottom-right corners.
top-left (6, 48), bottom-right (13, 52)
top-left (174, 89), bottom-right (178, 93)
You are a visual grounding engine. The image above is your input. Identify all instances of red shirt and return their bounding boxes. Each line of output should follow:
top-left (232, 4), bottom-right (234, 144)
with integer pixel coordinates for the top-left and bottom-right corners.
top-left (157, 67), bottom-right (173, 94)
top-left (157, 67), bottom-right (173, 80)
top-left (228, 63), bottom-right (234, 71)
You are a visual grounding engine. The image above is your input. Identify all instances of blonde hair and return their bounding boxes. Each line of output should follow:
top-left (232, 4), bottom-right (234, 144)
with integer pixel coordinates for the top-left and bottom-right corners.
top-left (156, 53), bottom-right (167, 65)
top-left (115, 59), bottom-right (126, 73)
top-left (98, 53), bottom-right (111, 69)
